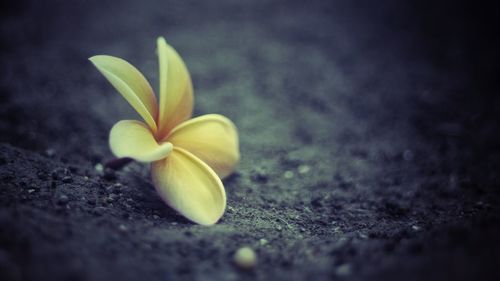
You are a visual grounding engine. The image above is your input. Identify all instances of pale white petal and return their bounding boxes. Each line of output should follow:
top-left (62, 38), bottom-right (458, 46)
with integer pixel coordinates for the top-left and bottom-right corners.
top-left (90, 55), bottom-right (158, 132)
top-left (156, 37), bottom-right (193, 139)
top-left (109, 120), bottom-right (172, 162)
top-left (167, 114), bottom-right (239, 178)
top-left (151, 147), bottom-right (226, 225)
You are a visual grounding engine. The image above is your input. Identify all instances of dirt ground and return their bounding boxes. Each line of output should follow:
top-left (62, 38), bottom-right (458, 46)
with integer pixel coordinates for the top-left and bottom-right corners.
top-left (1, 0), bottom-right (499, 280)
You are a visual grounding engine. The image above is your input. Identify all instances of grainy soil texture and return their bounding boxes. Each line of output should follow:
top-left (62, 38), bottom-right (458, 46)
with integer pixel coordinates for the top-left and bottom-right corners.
top-left (1, 1), bottom-right (499, 281)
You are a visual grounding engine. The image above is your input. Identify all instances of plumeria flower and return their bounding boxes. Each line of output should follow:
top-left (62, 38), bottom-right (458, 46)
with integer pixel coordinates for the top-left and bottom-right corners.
top-left (89, 37), bottom-right (239, 225)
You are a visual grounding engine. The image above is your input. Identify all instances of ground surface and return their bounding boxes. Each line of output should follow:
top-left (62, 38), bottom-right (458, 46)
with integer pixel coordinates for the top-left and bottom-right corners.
top-left (1, 0), bottom-right (499, 280)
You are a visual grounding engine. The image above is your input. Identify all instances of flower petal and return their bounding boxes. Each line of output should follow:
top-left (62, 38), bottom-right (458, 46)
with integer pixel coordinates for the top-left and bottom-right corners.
top-left (151, 147), bottom-right (226, 225)
top-left (90, 55), bottom-right (158, 132)
top-left (156, 37), bottom-right (194, 139)
top-left (166, 114), bottom-right (239, 179)
top-left (109, 120), bottom-right (172, 162)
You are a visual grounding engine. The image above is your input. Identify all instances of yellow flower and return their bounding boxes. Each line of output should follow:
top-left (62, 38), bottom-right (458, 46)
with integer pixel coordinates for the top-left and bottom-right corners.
top-left (89, 37), bottom-right (239, 225)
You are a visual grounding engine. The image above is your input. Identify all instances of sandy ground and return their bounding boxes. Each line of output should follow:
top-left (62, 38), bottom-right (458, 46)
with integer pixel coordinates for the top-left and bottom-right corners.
top-left (1, 0), bottom-right (499, 280)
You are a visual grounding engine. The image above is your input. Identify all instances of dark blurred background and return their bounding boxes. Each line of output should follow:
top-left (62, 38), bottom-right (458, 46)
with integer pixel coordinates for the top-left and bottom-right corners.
top-left (1, 0), bottom-right (499, 157)
top-left (0, 0), bottom-right (499, 281)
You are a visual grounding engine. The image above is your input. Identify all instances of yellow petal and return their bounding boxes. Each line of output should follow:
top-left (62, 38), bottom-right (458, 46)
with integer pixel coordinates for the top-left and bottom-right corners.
top-left (156, 37), bottom-right (194, 139)
top-left (90, 55), bottom-right (158, 132)
top-left (151, 147), bottom-right (226, 225)
top-left (109, 120), bottom-right (172, 162)
top-left (166, 114), bottom-right (239, 179)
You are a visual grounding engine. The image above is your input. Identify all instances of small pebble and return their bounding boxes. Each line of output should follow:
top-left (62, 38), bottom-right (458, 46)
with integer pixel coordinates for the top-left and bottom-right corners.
top-left (234, 247), bottom-right (257, 270)
top-left (62, 176), bottom-right (73, 183)
top-left (58, 194), bottom-right (69, 205)
top-left (118, 224), bottom-right (128, 232)
top-left (358, 233), bottom-right (368, 239)
top-left (51, 170), bottom-right (59, 180)
top-left (112, 183), bottom-right (123, 194)
top-left (45, 148), bottom-right (56, 157)
top-left (28, 189), bottom-right (36, 194)
top-left (259, 238), bottom-right (268, 246)
top-left (412, 225), bottom-right (421, 231)
top-left (94, 163), bottom-right (104, 173)
top-left (332, 226), bottom-right (342, 234)
top-left (298, 165), bottom-right (311, 174)
top-left (284, 171), bottom-right (294, 179)
top-left (106, 195), bottom-right (116, 203)
top-left (37, 172), bottom-right (48, 180)
top-left (336, 263), bottom-right (352, 276)
top-left (93, 206), bottom-right (107, 215)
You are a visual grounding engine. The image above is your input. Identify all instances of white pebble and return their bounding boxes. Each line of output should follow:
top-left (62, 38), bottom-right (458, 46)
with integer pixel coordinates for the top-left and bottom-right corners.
top-left (298, 165), bottom-right (311, 174)
top-left (94, 163), bottom-right (104, 173)
top-left (358, 232), bottom-right (368, 239)
top-left (336, 263), bottom-right (352, 276)
top-left (234, 247), bottom-right (257, 270)
top-left (284, 171), bottom-right (294, 179)
top-left (118, 224), bottom-right (128, 232)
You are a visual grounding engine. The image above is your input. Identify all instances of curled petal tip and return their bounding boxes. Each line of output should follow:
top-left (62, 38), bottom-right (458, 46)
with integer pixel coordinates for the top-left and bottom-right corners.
top-left (109, 120), bottom-right (172, 162)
